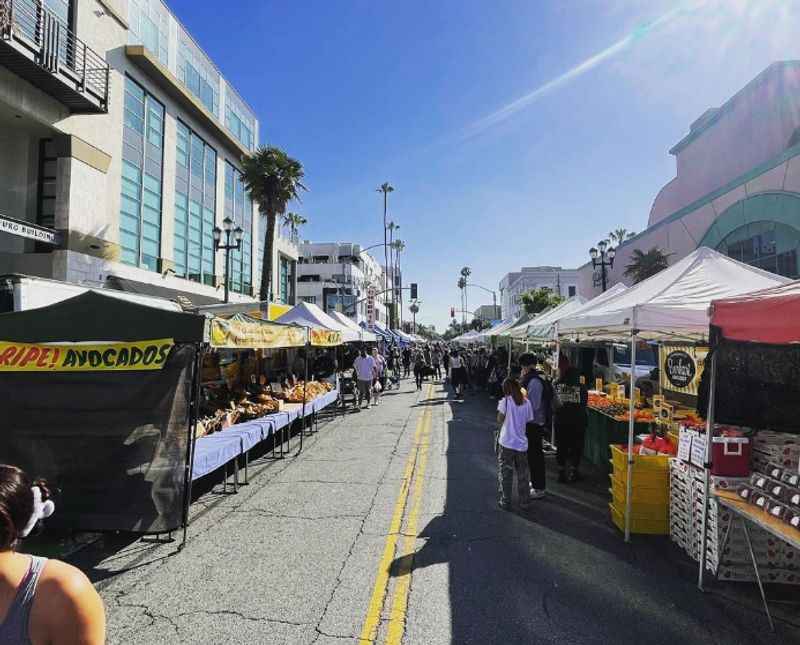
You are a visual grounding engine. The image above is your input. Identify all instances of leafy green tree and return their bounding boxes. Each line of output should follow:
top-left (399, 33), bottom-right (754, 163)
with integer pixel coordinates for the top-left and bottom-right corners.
top-left (624, 247), bottom-right (672, 283)
top-left (520, 288), bottom-right (564, 315)
top-left (241, 146), bottom-right (307, 301)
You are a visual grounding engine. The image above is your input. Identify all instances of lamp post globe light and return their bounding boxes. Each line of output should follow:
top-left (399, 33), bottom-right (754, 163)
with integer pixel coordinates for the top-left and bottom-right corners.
top-left (590, 240), bottom-right (616, 292)
top-left (213, 216), bottom-right (244, 303)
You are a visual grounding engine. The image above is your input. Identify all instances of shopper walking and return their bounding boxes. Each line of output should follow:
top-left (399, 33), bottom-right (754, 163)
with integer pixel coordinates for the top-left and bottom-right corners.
top-left (402, 347), bottom-right (412, 378)
top-left (353, 348), bottom-right (377, 409)
top-left (431, 347), bottom-right (442, 380)
top-left (0, 464), bottom-right (106, 645)
top-left (413, 349), bottom-right (427, 391)
top-left (372, 348), bottom-right (387, 405)
top-left (554, 360), bottom-right (588, 483)
top-left (519, 353), bottom-right (551, 498)
top-left (496, 378), bottom-right (534, 511)
top-left (442, 346), bottom-right (450, 383)
top-left (450, 350), bottom-right (467, 398)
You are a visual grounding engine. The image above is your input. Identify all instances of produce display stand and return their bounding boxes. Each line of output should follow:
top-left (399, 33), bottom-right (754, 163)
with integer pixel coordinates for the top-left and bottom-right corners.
top-left (711, 490), bottom-right (800, 630)
top-left (557, 247), bottom-right (787, 541)
top-left (697, 281), bottom-right (800, 623)
top-left (0, 290), bottom-right (207, 548)
top-left (189, 312), bottom-right (342, 498)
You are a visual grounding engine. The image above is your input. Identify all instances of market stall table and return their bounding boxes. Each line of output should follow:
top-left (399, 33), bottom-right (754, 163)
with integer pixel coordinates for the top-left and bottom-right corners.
top-left (584, 408), bottom-right (650, 469)
top-left (709, 490), bottom-right (800, 631)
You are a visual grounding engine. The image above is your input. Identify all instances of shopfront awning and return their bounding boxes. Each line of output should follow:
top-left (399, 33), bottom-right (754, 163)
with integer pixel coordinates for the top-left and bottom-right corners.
top-left (106, 275), bottom-right (222, 308)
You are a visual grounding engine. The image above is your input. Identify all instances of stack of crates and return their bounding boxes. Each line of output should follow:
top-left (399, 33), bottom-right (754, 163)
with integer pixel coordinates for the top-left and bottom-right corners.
top-left (609, 444), bottom-right (670, 534)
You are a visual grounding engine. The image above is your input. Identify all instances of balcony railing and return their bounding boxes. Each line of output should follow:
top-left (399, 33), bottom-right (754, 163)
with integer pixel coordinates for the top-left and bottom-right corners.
top-left (0, 0), bottom-right (109, 113)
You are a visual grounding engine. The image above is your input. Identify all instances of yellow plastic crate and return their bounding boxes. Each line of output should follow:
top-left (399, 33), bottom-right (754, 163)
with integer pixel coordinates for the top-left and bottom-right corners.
top-left (610, 444), bottom-right (671, 473)
top-left (609, 474), bottom-right (669, 504)
top-left (609, 503), bottom-right (669, 535)
top-left (609, 460), bottom-right (669, 488)
top-left (609, 489), bottom-right (668, 519)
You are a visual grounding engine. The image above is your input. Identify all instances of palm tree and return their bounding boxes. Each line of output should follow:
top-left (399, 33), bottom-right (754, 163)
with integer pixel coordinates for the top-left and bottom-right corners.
top-left (241, 146), bottom-right (307, 301)
top-left (392, 239), bottom-right (405, 325)
top-left (624, 247), bottom-right (672, 283)
top-left (409, 299), bottom-right (419, 333)
top-left (376, 182), bottom-right (394, 305)
top-left (283, 212), bottom-right (307, 241)
top-left (460, 266), bottom-right (471, 325)
top-left (608, 227), bottom-right (637, 247)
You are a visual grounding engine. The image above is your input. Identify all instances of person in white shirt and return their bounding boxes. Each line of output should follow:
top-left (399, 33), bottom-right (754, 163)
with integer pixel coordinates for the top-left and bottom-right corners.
top-left (353, 349), bottom-right (377, 409)
top-left (371, 348), bottom-right (387, 405)
top-left (496, 378), bottom-right (534, 510)
top-left (449, 351), bottom-right (466, 397)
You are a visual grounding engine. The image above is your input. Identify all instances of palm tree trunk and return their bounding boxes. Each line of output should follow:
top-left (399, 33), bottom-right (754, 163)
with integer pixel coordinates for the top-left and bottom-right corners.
top-left (382, 194), bottom-right (388, 327)
top-left (260, 211), bottom-right (276, 302)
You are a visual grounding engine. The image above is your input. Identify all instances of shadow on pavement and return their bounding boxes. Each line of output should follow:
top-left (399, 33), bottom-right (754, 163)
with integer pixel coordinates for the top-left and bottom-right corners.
top-left (392, 381), bottom-right (800, 645)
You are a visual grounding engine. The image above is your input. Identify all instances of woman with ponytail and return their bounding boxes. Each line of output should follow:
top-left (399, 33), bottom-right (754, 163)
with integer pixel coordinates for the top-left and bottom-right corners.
top-left (0, 465), bottom-right (105, 644)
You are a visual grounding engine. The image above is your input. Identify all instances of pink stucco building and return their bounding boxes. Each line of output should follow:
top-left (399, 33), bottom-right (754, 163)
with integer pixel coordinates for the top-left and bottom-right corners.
top-left (579, 61), bottom-right (800, 296)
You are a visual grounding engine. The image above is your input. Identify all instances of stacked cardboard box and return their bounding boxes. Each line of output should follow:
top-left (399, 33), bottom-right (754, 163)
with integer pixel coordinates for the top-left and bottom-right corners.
top-left (669, 458), bottom-right (800, 583)
top-left (752, 432), bottom-right (800, 471)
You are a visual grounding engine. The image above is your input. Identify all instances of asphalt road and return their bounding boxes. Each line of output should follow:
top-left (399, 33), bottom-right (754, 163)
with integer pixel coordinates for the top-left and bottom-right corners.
top-left (86, 377), bottom-right (800, 644)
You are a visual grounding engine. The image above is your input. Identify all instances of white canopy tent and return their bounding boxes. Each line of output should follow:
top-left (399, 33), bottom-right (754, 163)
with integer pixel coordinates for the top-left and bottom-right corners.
top-left (478, 317), bottom-right (519, 340)
top-left (558, 247), bottom-right (789, 343)
top-left (556, 247), bottom-right (790, 542)
top-left (277, 301), bottom-right (360, 343)
top-left (329, 311), bottom-right (377, 343)
top-left (510, 295), bottom-right (588, 341)
top-left (453, 330), bottom-right (482, 344)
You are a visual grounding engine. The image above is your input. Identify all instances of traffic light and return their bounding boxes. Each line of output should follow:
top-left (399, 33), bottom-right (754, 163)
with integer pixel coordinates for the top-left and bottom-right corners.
top-left (450, 307), bottom-right (455, 318)
top-left (410, 283), bottom-right (418, 299)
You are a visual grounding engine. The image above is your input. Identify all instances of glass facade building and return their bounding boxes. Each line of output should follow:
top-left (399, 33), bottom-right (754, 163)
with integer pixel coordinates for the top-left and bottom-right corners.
top-left (174, 122), bottom-right (216, 285)
top-left (224, 163), bottom-right (252, 295)
top-left (128, 0), bottom-right (169, 65)
top-left (119, 76), bottom-right (165, 271)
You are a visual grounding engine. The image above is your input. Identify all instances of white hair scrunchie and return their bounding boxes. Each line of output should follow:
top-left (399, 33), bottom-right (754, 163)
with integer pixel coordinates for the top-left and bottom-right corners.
top-left (19, 486), bottom-right (55, 538)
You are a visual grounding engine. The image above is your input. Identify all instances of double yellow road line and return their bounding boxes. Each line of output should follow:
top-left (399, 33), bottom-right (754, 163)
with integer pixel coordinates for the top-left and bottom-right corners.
top-left (359, 383), bottom-right (435, 644)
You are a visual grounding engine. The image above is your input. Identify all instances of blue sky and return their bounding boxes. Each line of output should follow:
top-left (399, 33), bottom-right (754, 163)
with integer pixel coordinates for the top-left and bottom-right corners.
top-left (170, 0), bottom-right (800, 331)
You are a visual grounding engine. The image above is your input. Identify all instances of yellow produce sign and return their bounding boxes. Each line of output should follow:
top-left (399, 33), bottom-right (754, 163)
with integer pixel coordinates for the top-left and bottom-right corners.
top-left (309, 329), bottom-right (342, 347)
top-left (210, 317), bottom-right (306, 349)
top-left (0, 339), bottom-right (174, 372)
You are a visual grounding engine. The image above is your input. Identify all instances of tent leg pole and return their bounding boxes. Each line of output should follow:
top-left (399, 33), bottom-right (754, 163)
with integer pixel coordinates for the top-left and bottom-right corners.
top-left (698, 351), bottom-right (717, 590)
top-left (551, 330), bottom-right (560, 448)
top-left (624, 328), bottom-right (637, 543)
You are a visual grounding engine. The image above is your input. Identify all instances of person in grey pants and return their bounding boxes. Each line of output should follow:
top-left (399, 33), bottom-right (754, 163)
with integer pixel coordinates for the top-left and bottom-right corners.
top-left (496, 377), bottom-right (534, 510)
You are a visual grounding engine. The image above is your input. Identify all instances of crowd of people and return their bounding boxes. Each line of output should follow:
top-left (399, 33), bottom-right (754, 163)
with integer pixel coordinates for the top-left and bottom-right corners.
top-left (343, 340), bottom-right (590, 512)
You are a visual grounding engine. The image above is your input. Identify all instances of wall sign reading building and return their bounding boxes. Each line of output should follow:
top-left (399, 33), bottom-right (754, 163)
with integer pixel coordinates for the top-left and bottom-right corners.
top-left (0, 215), bottom-right (60, 245)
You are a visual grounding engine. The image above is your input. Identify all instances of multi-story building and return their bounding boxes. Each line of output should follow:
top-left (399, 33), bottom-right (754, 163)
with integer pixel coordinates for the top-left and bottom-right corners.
top-left (296, 241), bottom-right (388, 324)
top-left (578, 61), bottom-right (800, 297)
top-left (474, 304), bottom-right (501, 322)
top-left (0, 0), bottom-right (297, 306)
top-left (498, 266), bottom-right (579, 319)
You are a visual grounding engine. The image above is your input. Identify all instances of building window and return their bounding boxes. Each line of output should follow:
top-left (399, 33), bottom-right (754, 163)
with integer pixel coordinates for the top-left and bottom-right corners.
top-left (224, 163), bottom-right (252, 295)
top-left (568, 286), bottom-right (576, 297)
top-left (174, 122), bottom-right (216, 285)
top-left (718, 221), bottom-right (800, 279)
top-left (120, 76), bottom-right (164, 271)
top-left (177, 27), bottom-right (220, 116)
top-left (301, 296), bottom-right (317, 304)
top-left (225, 86), bottom-right (256, 150)
top-left (128, 0), bottom-right (169, 65)
top-left (279, 255), bottom-right (291, 304)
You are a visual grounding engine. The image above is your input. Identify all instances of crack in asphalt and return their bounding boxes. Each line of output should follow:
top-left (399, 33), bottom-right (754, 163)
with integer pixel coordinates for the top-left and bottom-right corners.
top-left (309, 389), bottom-right (425, 645)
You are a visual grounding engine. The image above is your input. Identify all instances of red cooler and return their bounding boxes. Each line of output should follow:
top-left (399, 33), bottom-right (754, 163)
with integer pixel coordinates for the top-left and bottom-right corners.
top-left (711, 435), bottom-right (751, 477)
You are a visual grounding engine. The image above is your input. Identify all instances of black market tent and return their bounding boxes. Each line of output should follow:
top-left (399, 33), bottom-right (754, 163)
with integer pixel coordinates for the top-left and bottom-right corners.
top-left (0, 291), bottom-right (207, 537)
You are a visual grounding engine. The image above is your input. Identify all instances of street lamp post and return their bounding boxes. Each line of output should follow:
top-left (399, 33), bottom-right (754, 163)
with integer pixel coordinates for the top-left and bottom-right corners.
top-left (466, 282), bottom-right (497, 321)
top-left (214, 216), bottom-right (244, 303)
top-left (589, 239), bottom-right (616, 292)
top-left (376, 182), bottom-right (394, 324)
top-left (409, 300), bottom-right (420, 334)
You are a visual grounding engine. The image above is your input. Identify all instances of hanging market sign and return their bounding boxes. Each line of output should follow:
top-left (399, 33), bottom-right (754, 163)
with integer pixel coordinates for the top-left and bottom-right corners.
top-left (309, 329), bottom-right (342, 347)
top-left (659, 344), bottom-right (707, 396)
top-left (0, 339), bottom-right (174, 372)
top-left (210, 317), bottom-right (306, 349)
top-left (366, 286), bottom-right (377, 326)
top-left (0, 215), bottom-right (61, 245)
